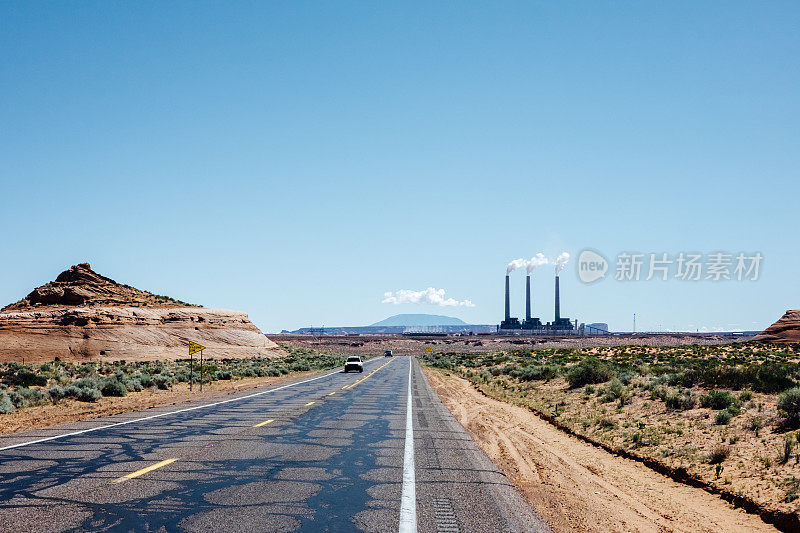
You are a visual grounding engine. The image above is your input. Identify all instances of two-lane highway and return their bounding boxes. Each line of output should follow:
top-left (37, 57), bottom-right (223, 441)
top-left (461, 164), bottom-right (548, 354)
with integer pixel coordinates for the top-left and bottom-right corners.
top-left (0, 357), bottom-right (549, 532)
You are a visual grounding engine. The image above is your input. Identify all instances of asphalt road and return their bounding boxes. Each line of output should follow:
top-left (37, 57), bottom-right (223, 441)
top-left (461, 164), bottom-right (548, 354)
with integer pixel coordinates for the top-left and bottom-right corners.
top-left (0, 357), bottom-right (549, 532)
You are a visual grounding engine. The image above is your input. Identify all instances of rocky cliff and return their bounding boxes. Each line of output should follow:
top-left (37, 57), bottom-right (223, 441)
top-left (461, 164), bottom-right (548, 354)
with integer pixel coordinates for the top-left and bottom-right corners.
top-left (0, 264), bottom-right (283, 362)
top-left (754, 310), bottom-right (800, 343)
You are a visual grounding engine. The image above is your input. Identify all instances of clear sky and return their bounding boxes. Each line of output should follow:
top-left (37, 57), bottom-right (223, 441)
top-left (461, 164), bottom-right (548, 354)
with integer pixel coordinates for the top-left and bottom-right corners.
top-left (2, 2), bottom-right (798, 333)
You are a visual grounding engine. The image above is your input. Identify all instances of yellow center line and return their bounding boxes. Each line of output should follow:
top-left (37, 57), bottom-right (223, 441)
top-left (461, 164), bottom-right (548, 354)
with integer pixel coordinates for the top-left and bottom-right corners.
top-left (342, 358), bottom-right (394, 390)
top-left (253, 418), bottom-right (275, 428)
top-left (305, 401), bottom-right (315, 406)
top-left (113, 458), bottom-right (178, 484)
top-left (327, 391), bottom-right (336, 396)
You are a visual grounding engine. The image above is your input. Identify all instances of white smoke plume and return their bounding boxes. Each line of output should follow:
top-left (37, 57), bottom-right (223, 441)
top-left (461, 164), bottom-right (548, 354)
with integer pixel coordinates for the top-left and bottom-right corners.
top-left (526, 253), bottom-right (548, 274)
top-left (382, 287), bottom-right (475, 307)
top-left (554, 252), bottom-right (570, 274)
top-left (506, 258), bottom-right (527, 275)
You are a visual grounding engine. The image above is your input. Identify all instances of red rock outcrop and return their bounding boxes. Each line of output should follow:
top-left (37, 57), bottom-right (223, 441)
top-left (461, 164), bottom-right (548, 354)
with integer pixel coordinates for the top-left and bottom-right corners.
top-left (0, 264), bottom-right (283, 363)
top-left (753, 310), bottom-right (800, 343)
top-left (2, 263), bottom-right (197, 311)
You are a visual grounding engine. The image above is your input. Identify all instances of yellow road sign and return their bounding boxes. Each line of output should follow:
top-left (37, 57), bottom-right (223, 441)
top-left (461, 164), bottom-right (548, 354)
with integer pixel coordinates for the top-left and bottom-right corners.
top-left (425, 347), bottom-right (433, 352)
top-left (188, 341), bottom-right (206, 356)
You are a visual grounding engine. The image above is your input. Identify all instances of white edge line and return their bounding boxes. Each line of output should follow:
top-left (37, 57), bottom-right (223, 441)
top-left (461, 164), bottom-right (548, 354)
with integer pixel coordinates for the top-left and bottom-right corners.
top-left (399, 356), bottom-right (417, 533)
top-left (0, 358), bottom-right (383, 452)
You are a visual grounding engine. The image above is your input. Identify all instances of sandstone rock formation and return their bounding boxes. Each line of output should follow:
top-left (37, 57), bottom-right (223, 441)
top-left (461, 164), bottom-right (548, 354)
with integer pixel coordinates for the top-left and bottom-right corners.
top-left (0, 264), bottom-right (283, 363)
top-left (754, 310), bottom-right (800, 343)
top-left (2, 262), bottom-right (197, 311)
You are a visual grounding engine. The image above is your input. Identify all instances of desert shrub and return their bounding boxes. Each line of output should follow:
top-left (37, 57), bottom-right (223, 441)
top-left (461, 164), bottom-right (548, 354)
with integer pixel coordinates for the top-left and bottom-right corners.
top-left (513, 365), bottom-right (558, 381)
top-left (567, 357), bottom-right (614, 388)
top-left (726, 404), bottom-right (741, 416)
top-left (124, 379), bottom-right (143, 393)
top-left (750, 363), bottom-right (796, 393)
top-left (617, 372), bottom-right (635, 385)
top-left (698, 362), bottom-right (796, 393)
top-left (137, 374), bottom-right (154, 388)
top-left (584, 385), bottom-right (596, 395)
top-left (781, 434), bottom-right (796, 464)
top-left (597, 416), bottom-right (616, 429)
top-left (739, 390), bottom-right (753, 402)
top-left (48, 386), bottom-right (67, 402)
top-left (289, 362), bottom-right (310, 372)
top-left (215, 370), bottom-right (233, 380)
top-left (600, 378), bottom-right (627, 402)
top-left (700, 390), bottom-right (737, 410)
top-left (0, 393), bottom-right (13, 414)
top-left (10, 388), bottom-right (48, 408)
top-left (63, 385), bottom-right (82, 398)
top-left (265, 367), bottom-right (282, 377)
top-left (7, 371), bottom-right (48, 387)
top-left (666, 390), bottom-right (697, 410)
top-left (72, 377), bottom-right (100, 390)
top-left (60, 384), bottom-right (100, 402)
top-left (153, 375), bottom-right (173, 390)
top-left (778, 388), bottom-right (800, 425)
top-left (100, 378), bottom-right (127, 397)
top-left (715, 409), bottom-right (734, 425)
top-left (708, 445), bottom-right (730, 464)
top-left (649, 384), bottom-right (669, 401)
top-left (76, 386), bottom-right (101, 402)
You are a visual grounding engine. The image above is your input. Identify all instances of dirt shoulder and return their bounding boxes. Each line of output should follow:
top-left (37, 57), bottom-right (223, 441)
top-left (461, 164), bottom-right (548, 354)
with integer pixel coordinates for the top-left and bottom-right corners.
top-left (0, 370), bottom-right (326, 435)
top-left (423, 366), bottom-right (776, 533)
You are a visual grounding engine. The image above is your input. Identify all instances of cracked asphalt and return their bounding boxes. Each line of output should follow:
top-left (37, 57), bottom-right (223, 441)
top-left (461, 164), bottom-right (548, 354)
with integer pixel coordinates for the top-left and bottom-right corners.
top-left (0, 357), bottom-right (549, 532)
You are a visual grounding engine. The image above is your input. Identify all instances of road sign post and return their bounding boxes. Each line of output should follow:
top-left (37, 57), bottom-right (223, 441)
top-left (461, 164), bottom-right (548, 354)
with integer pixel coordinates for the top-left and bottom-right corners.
top-left (188, 341), bottom-right (206, 393)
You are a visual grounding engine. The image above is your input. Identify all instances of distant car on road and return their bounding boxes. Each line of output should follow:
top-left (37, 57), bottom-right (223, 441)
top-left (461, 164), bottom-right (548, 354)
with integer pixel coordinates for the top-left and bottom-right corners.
top-left (344, 356), bottom-right (363, 373)
top-left (384, 350), bottom-right (393, 357)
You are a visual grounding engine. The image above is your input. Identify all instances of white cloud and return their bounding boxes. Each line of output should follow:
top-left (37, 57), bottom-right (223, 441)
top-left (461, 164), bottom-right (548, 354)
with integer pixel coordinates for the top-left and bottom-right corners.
top-left (381, 287), bottom-right (475, 307)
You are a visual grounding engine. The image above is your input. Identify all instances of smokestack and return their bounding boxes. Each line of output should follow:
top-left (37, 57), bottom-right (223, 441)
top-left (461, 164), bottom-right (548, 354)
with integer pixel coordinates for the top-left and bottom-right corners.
top-left (525, 275), bottom-right (531, 322)
top-left (554, 275), bottom-right (561, 322)
top-left (505, 275), bottom-right (511, 321)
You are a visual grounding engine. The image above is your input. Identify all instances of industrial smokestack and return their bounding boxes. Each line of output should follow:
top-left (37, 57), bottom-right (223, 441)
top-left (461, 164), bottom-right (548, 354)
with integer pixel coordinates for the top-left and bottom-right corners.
top-left (554, 275), bottom-right (561, 322)
top-left (505, 275), bottom-right (511, 322)
top-left (525, 275), bottom-right (531, 322)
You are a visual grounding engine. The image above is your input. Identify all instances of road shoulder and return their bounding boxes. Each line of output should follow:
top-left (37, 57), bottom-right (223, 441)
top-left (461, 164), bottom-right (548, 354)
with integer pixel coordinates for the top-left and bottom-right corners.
top-left (423, 365), bottom-right (777, 533)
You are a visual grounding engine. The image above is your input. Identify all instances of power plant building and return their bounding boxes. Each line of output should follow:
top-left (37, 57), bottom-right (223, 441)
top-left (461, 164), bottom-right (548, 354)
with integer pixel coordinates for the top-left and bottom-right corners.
top-left (500, 273), bottom-right (577, 333)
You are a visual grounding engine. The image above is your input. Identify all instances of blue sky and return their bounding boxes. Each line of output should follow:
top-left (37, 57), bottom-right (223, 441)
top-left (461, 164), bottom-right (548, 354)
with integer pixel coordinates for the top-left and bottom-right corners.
top-left (1, 2), bottom-right (798, 333)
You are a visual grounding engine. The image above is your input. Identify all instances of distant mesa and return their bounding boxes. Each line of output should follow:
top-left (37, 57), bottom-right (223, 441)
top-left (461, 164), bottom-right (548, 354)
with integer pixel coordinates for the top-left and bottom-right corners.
top-left (754, 310), bottom-right (800, 343)
top-left (0, 263), bottom-right (282, 363)
top-left (283, 313), bottom-right (493, 335)
top-left (370, 314), bottom-right (468, 327)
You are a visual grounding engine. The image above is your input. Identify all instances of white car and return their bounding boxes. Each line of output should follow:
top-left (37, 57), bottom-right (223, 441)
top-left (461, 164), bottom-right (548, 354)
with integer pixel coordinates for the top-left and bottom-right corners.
top-left (344, 356), bottom-right (363, 373)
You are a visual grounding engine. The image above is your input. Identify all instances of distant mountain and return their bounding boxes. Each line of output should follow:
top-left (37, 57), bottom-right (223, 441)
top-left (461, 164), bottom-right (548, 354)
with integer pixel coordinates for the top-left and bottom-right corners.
top-left (370, 314), bottom-right (468, 327)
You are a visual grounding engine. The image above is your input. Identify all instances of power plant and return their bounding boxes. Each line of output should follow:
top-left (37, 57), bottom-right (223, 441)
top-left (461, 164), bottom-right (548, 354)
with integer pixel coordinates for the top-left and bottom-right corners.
top-left (500, 273), bottom-right (577, 333)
